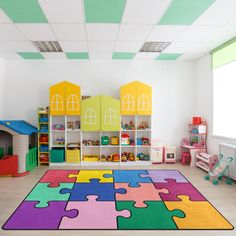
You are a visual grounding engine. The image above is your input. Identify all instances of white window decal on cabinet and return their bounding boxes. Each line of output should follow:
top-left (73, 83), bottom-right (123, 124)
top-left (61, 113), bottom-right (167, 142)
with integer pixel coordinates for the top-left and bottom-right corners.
top-left (67, 95), bottom-right (79, 111)
top-left (105, 108), bottom-right (117, 125)
top-left (51, 94), bottom-right (64, 111)
top-left (85, 109), bottom-right (96, 125)
top-left (138, 95), bottom-right (150, 111)
top-left (123, 95), bottom-right (135, 111)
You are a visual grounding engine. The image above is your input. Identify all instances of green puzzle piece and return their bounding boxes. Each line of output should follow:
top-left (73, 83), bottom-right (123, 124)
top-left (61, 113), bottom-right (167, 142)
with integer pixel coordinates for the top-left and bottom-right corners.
top-left (116, 201), bottom-right (185, 229)
top-left (25, 183), bottom-right (74, 208)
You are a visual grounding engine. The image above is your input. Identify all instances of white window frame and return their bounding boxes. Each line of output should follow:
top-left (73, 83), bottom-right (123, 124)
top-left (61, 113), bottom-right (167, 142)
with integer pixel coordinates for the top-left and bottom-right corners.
top-left (51, 94), bottom-right (64, 111)
top-left (85, 108), bottom-right (96, 125)
top-left (67, 94), bottom-right (79, 111)
top-left (138, 95), bottom-right (150, 111)
top-left (123, 95), bottom-right (135, 111)
top-left (104, 108), bottom-right (117, 125)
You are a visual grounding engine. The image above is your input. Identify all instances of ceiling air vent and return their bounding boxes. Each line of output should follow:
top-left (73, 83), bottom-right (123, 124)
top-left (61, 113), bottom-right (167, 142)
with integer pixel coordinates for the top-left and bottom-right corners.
top-left (33, 41), bottom-right (63, 52)
top-left (139, 42), bottom-right (171, 53)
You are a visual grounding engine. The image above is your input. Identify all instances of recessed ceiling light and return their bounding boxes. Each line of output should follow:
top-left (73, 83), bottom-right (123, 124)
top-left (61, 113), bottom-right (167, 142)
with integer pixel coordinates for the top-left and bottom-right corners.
top-left (140, 42), bottom-right (171, 52)
top-left (32, 41), bottom-right (63, 52)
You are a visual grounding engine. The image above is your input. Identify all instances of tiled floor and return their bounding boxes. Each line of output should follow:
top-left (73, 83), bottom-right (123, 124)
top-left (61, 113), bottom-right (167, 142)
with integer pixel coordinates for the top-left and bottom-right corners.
top-left (0, 163), bottom-right (235, 236)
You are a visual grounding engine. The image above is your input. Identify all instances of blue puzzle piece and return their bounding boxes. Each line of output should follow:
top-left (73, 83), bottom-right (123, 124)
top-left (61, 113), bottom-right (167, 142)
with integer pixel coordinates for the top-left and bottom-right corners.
top-left (60, 179), bottom-right (126, 201)
top-left (104, 170), bottom-right (152, 187)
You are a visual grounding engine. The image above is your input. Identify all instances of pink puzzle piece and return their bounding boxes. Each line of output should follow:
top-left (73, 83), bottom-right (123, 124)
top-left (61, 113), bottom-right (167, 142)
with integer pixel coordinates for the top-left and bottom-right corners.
top-left (39, 170), bottom-right (79, 187)
top-left (115, 183), bottom-right (169, 207)
top-left (59, 195), bottom-right (130, 229)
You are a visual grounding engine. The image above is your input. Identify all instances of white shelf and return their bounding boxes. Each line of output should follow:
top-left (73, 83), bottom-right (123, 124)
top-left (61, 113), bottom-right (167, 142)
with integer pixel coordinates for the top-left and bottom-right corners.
top-left (137, 129), bottom-right (151, 132)
top-left (196, 162), bottom-right (209, 172)
top-left (51, 145), bottom-right (65, 147)
top-left (196, 154), bottom-right (210, 163)
top-left (82, 146), bottom-right (100, 148)
top-left (51, 130), bottom-right (65, 132)
top-left (50, 162), bottom-right (81, 167)
top-left (66, 129), bottom-right (80, 132)
top-left (137, 145), bottom-right (151, 147)
top-left (101, 145), bottom-right (119, 148)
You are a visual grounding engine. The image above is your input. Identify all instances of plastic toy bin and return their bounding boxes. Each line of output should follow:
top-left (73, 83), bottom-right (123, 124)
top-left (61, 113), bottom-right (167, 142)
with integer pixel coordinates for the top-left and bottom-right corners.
top-left (50, 148), bottom-right (65, 163)
top-left (66, 149), bottom-right (80, 163)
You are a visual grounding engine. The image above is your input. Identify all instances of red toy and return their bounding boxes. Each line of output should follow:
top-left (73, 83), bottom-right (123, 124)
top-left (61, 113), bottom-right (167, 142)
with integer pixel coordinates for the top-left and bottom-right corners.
top-left (0, 155), bottom-right (29, 177)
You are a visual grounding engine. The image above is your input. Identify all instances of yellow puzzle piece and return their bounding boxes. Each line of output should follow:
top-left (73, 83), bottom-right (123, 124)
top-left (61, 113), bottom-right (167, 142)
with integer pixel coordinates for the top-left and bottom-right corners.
top-left (68, 170), bottom-right (113, 183)
top-left (165, 195), bottom-right (233, 229)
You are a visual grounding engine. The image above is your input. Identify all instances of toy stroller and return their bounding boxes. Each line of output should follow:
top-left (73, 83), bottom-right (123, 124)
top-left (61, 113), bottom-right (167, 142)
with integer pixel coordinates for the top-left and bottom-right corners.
top-left (204, 154), bottom-right (233, 185)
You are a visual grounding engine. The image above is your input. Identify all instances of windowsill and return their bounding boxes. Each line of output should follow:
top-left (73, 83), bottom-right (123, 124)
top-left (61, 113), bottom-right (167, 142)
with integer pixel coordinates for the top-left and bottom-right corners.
top-left (211, 134), bottom-right (236, 142)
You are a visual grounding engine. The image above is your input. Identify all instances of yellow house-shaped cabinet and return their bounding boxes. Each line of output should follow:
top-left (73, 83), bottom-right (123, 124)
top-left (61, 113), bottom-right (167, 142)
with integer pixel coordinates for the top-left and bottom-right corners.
top-left (81, 95), bottom-right (120, 131)
top-left (50, 81), bottom-right (81, 115)
top-left (120, 81), bottom-right (152, 115)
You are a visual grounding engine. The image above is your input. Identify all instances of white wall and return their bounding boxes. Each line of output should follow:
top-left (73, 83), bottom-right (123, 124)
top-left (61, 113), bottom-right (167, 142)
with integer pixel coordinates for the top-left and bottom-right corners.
top-left (2, 60), bottom-right (195, 148)
top-left (0, 58), bottom-right (5, 118)
top-left (195, 55), bottom-right (236, 153)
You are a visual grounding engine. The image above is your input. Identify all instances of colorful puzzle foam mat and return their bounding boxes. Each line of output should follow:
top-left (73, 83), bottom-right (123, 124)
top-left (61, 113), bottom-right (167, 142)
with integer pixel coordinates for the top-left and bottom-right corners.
top-left (2, 170), bottom-right (234, 230)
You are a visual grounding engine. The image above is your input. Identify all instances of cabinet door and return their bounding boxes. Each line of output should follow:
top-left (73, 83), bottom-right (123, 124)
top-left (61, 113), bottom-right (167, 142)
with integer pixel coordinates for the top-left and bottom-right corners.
top-left (136, 83), bottom-right (152, 115)
top-left (81, 96), bottom-right (100, 131)
top-left (49, 84), bottom-right (65, 115)
top-left (101, 96), bottom-right (120, 131)
top-left (120, 84), bottom-right (136, 115)
top-left (65, 83), bottom-right (81, 115)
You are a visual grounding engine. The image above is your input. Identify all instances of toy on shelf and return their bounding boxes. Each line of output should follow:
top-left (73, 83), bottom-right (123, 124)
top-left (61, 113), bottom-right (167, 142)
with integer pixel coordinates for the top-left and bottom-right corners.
top-left (121, 133), bottom-right (130, 146)
top-left (82, 139), bottom-right (99, 146)
top-left (101, 136), bottom-right (109, 145)
top-left (83, 155), bottom-right (100, 162)
top-left (121, 121), bottom-right (135, 130)
top-left (112, 153), bottom-right (120, 162)
top-left (39, 135), bottom-right (48, 143)
top-left (121, 152), bottom-right (135, 162)
top-left (137, 121), bottom-right (150, 130)
top-left (55, 137), bottom-right (65, 145)
top-left (136, 137), bottom-right (150, 146)
top-left (52, 124), bottom-right (65, 130)
top-left (101, 155), bottom-right (106, 162)
top-left (111, 136), bottom-right (119, 145)
top-left (205, 154), bottom-right (233, 185)
top-left (137, 153), bottom-right (150, 161)
top-left (67, 120), bottom-right (80, 130)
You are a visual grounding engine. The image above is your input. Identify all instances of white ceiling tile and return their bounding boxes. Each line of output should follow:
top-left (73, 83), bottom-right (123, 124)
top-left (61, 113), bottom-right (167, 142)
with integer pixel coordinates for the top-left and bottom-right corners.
top-left (38, 0), bottom-right (84, 23)
top-left (122, 0), bottom-right (171, 24)
top-left (86, 24), bottom-right (119, 41)
top-left (0, 52), bottom-right (22, 60)
top-left (51, 24), bottom-right (86, 40)
top-left (193, 0), bottom-right (236, 26)
top-left (227, 17), bottom-right (236, 26)
top-left (114, 41), bottom-right (143, 52)
top-left (0, 9), bottom-right (12, 23)
top-left (147, 25), bottom-right (188, 42)
top-left (16, 24), bottom-right (56, 41)
top-left (59, 41), bottom-right (88, 52)
top-left (41, 52), bottom-right (67, 59)
top-left (163, 42), bottom-right (197, 53)
top-left (0, 24), bottom-right (25, 41)
top-left (117, 24), bottom-right (153, 41)
top-left (205, 26), bottom-right (236, 44)
top-left (175, 26), bottom-right (218, 42)
top-left (185, 43), bottom-right (212, 55)
top-left (134, 52), bottom-right (160, 60)
top-left (179, 53), bottom-right (205, 61)
top-left (2, 41), bottom-right (38, 52)
top-left (0, 42), bottom-right (12, 52)
top-left (88, 41), bottom-right (115, 52)
top-left (89, 52), bottom-right (112, 60)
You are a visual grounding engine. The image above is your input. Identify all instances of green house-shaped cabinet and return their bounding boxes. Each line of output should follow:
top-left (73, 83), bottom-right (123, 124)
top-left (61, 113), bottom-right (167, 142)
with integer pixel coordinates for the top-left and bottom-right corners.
top-left (81, 95), bottom-right (120, 131)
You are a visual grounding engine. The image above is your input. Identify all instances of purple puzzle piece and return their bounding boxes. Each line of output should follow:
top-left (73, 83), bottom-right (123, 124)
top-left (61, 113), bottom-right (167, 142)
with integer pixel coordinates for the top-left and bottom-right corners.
top-left (142, 170), bottom-right (188, 183)
top-left (154, 179), bottom-right (206, 201)
top-left (3, 201), bottom-right (78, 230)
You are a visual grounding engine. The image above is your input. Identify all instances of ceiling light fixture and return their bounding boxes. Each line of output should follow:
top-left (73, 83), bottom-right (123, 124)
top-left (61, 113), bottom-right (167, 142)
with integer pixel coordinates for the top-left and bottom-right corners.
top-left (140, 42), bottom-right (171, 52)
top-left (32, 41), bottom-right (63, 52)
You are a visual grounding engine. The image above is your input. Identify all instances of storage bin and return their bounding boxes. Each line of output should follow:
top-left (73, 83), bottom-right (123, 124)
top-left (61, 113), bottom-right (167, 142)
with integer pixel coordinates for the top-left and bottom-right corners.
top-left (39, 117), bottom-right (48, 123)
top-left (164, 146), bottom-right (176, 163)
top-left (50, 148), bottom-right (65, 163)
top-left (40, 145), bottom-right (49, 152)
top-left (66, 149), bottom-right (80, 163)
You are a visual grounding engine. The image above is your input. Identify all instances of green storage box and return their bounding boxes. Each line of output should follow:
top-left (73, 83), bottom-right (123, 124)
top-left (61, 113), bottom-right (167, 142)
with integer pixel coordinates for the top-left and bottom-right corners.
top-left (50, 148), bottom-right (65, 163)
top-left (26, 147), bottom-right (38, 171)
top-left (0, 147), bottom-right (4, 159)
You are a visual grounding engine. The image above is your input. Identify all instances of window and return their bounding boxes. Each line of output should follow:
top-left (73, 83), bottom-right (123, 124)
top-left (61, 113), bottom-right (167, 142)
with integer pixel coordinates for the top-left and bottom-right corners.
top-left (67, 95), bottom-right (79, 111)
top-left (105, 108), bottom-right (116, 125)
top-left (51, 94), bottom-right (64, 110)
top-left (212, 39), bottom-right (236, 139)
top-left (138, 95), bottom-right (150, 111)
top-left (85, 109), bottom-right (96, 125)
top-left (123, 95), bottom-right (134, 111)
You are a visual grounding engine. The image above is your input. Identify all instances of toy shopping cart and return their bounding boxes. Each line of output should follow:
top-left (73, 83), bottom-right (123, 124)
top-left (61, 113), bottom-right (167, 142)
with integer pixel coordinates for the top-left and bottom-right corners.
top-left (204, 154), bottom-right (233, 185)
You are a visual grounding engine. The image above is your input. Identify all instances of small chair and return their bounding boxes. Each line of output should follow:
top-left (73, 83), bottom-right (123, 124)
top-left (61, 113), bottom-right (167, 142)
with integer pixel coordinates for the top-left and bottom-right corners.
top-left (181, 152), bottom-right (191, 165)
